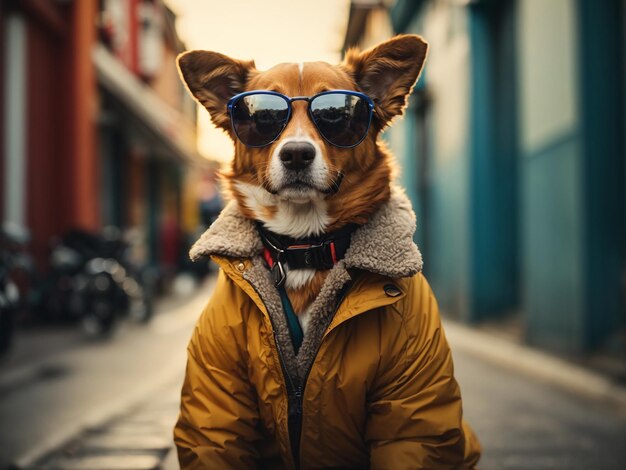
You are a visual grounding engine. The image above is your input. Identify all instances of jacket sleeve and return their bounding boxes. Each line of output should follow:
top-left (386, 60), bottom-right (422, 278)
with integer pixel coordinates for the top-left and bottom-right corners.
top-left (173, 271), bottom-right (263, 469)
top-left (365, 274), bottom-right (481, 469)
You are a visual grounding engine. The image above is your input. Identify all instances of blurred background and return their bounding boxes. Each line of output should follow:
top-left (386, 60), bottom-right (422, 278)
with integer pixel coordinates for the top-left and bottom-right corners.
top-left (0, 0), bottom-right (625, 469)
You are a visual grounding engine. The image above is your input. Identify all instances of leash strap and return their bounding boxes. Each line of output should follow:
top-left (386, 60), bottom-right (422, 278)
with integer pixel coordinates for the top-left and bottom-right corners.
top-left (278, 286), bottom-right (304, 354)
top-left (263, 247), bottom-right (304, 353)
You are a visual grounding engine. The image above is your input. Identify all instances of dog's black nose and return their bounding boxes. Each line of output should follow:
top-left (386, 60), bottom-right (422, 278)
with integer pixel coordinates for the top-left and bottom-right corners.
top-left (279, 142), bottom-right (316, 171)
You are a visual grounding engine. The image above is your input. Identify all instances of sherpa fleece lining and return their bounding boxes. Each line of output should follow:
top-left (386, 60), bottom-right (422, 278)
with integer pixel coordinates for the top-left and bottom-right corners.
top-left (189, 185), bottom-right (423, 383)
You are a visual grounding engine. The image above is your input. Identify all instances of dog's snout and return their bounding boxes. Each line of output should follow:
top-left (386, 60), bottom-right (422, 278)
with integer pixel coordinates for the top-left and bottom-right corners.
top-left (279, 142), bottom-right (316, 171)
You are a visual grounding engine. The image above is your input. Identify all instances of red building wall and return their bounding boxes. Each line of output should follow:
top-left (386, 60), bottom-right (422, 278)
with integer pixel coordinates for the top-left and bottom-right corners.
top-left (26, 12), bottom-right (67, 260)
top-left (66, 0), bottom-right (99, 231)
top-left (17, 0), bottom-right (100, 262)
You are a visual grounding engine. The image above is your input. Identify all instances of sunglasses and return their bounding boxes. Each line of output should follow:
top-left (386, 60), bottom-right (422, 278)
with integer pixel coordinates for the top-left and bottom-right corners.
top-left (226, 90), bottom-right (375, 148)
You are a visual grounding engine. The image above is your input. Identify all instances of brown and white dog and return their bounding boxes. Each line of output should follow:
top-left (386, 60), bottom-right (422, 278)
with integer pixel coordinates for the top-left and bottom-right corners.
top-left (177, 34), bottom-right (428, 329)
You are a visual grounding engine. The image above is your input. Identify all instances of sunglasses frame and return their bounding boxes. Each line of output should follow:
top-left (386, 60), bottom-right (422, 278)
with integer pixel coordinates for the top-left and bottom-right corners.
top-left (226, 89), bottom-right (375, 149)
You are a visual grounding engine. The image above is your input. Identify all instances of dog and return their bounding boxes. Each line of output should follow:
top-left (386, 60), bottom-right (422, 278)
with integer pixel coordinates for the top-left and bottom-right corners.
top-left (178, 34), bottom-right (427, 323)
top-left (174, 34), bottom-right (481, 469)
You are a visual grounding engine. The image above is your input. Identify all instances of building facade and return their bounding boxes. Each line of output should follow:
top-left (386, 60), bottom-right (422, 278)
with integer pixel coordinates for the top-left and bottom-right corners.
top-left (345, 0), bottom-right (625, 355)
top-left (1, 0), bottom-right (209, 279)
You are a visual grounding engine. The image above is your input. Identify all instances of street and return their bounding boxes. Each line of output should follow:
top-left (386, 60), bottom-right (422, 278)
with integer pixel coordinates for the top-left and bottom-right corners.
top-left (1, 277), bottom-right (625, 470)
top-left (0, 277), bottom-right (214, 469)
top-left (453, 348), bottom-right (626, 469)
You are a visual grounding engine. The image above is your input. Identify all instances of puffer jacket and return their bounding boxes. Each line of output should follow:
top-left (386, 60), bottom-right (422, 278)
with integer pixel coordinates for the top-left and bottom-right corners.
top-left (173, 186), bottom-right (482, 469)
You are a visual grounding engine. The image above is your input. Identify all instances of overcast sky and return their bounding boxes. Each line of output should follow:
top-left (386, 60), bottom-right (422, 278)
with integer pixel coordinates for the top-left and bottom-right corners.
top-left (166, 0), bottom-right (351, 162)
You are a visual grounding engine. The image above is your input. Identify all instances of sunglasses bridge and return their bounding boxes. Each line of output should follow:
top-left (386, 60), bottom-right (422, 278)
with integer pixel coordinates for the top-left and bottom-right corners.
top-left (284, 96), bottom-right (312, 104)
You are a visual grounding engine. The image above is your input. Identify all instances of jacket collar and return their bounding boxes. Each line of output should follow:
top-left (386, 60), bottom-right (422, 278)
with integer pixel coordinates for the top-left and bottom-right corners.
top-left (189, 185), bottom-right (423, 278)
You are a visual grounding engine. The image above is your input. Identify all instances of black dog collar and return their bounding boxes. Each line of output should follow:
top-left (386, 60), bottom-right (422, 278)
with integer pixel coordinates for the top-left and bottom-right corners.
top-left (256, 222), bottom-right (358, 287)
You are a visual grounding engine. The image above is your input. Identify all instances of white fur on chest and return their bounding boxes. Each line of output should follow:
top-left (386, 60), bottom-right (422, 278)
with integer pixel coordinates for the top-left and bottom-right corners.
top-left (284, 267), bottom-right (316, 290)
top-left (283, 266), bottom-right (316, 335)
top-left (298, 304), bottom-right (313, 336)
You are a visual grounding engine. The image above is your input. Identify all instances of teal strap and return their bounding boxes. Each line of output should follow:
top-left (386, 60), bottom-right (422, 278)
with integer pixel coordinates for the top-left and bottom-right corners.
top-left (278, 287), bottom-right (304, 354)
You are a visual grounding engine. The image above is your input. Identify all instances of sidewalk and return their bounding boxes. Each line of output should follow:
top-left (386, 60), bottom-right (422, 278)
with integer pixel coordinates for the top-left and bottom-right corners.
top-left (443, 319), bottom-right (626, 411)
top-left (20, 378), bottom-right (181, 470)
top-left (448, 320), bottom-right (626, 469)
top-left (2, 276), bottom-right (216, 470)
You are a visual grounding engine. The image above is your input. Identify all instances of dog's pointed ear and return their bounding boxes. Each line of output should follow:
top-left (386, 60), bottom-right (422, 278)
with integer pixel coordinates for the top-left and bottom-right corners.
top-left (177, 51), bottom-right (257, 131)
top-left (343, 34), bottom-right (428, 127)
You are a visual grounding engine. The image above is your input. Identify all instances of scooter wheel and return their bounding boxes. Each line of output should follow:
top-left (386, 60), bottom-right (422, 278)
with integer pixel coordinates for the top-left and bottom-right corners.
top-left (82, 300), bottom-right (117, 338)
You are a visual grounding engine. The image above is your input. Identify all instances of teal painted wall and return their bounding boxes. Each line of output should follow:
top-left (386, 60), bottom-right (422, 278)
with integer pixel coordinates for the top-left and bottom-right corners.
top-left (578, 0), bottom-right (625, 350)
top-left (469, 0), bottom-right (520, 320)
top-left (429, 152), bottom-right (471, 319)
top-left (515, 0), bottom-right (589, 352)
top-left (399, 3), bottom-right (473, 320)
top-left (516, 0), bottom-right (625, 353)
top-left (522, 132), bottom-right (585, 351)
top-left (389, 0), bottom-right (625, 352)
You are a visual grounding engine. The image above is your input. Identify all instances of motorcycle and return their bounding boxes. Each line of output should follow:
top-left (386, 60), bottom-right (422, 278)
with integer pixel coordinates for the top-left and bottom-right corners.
top-left (78, 255), bottom-right (130, 336)
top-left (38, 228), bottom-right (154, 337)
top-left (99, 226), bottom-right (155, 324)
top-left (0, 222), bottom-right (33, 355)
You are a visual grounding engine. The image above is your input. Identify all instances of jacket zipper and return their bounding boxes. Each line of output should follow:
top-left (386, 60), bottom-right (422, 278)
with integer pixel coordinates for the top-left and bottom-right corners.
top-left (242, 274), bottom-right (352, 470)
top-left (285, 282), bottom-right (352, 469)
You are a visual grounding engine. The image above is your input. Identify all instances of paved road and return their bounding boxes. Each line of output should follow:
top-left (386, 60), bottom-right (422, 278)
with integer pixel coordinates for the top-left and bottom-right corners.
top-left (453, 346), bottom-right (626, 469)
top-left (0, 278), bottom-right (214, 469)
top-left (1, 275), bottom-right (625, 469)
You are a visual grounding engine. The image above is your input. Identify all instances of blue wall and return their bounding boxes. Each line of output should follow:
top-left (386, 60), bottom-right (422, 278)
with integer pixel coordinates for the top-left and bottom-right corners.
top-left (522, 132), bottom-right (585, 351)
top-left (469, 0), bottom-right (520, 320)
top-left (400, 4), bottom-right (473, 320)
top-left (390, 0), bottom-right (625, 353)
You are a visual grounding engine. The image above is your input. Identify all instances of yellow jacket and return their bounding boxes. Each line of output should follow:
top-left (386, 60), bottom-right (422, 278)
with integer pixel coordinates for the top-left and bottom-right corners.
top-left (174, 187), bottom-right (481, 469)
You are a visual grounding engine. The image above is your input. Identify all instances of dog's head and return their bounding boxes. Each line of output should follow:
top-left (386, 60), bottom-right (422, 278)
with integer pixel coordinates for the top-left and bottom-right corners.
top-left (178, 35), bottom-right (428, 236)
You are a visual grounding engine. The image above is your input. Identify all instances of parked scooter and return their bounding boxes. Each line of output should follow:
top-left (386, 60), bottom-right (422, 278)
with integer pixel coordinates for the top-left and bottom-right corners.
top-left (0, 222), bottom-right (33, 355)
top-left (36, 230), bottom-right (98, 324)
top-left (38, 228), bottom-right (154, 337)
top-left (77, 253), bottom-right (131, 336)
top-left (102, 227), bottom-right (158, 323)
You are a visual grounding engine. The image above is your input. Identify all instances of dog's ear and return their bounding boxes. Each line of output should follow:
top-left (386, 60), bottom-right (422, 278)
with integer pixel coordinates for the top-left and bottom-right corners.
top-left (343, 34), bottom-right (428, 127)
top-left (177, 51), bottom-right (256, 131)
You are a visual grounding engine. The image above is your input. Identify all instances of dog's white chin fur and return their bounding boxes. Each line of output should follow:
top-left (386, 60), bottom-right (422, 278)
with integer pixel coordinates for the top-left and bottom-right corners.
top-left (233, 181), bottom-right (330, 238)
top-left (276, 186), bottom-right (320, 204)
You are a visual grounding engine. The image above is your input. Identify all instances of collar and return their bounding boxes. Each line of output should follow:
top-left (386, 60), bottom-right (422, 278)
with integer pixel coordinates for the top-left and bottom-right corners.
top-left (189, 185), bottom-right (423, 279)
top-left (257, 222), bottom-right (359, 287)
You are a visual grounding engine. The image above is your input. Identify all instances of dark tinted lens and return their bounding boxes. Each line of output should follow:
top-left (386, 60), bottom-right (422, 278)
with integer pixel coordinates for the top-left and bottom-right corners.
top-left (231, 94), bottom-right (289, 146)
top-left (310, 93), bottom-right (371, 147)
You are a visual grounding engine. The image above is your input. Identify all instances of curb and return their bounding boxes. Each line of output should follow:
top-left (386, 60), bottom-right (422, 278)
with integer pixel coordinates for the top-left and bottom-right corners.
top-left (443, 319), bottom-right (626, 411)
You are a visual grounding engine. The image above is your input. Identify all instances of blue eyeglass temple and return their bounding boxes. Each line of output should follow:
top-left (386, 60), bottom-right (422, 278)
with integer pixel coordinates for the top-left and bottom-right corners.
top-left (226, 90), bottom-right (375, 149)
